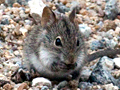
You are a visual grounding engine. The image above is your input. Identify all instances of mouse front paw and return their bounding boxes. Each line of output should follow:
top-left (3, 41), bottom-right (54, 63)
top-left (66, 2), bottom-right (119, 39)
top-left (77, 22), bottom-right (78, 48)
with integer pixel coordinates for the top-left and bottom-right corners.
top-left (11, 68), bottom-right (31, 83)
top-left (51, 61), bottom-right (68, 72)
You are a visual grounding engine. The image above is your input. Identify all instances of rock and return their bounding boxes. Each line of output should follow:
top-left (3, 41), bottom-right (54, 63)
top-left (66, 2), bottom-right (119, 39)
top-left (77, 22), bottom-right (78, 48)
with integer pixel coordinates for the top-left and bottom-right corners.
top-left (13, 51), bottom-right (20, 56)
top-left (90, 40), bottom-right (105, 50)
top-left (78, 82), bottom-right (93, 90)
top-left (25, 8), bottom-right (30, 14)
top-left (0, 42), bottom-right (3, 49)
top-left (88, 9), bottom-right (98, 17)
top-left (13, 16), bottom-right (21, 23)
top-left (106, 30), bottom-right (114, 39)
top-left (28, 0), bottom-right (45, 18)
top-left (102, 56), bottom-right (114, 70)
top-left (3, 61), bottom-right (19, 71)
top-left (13, 3), bottom-right (21, 8)
top-left (102, 83), bottom-right (119, 90)
top-left (3, 83), bottom-right (13, 90)
top-left (16, 0), bottom-right (28, 6)
top-left (19, 27), bottom-right (28, 36)
top-left (2, 15), bottom-right (11, 20)
top-left (97, 21), bottom-right (104, 27)
top-left (0, 80), bottom-right (10, 87)
top-left (24, 25), bottom-right (31, 31)
top-left (0, 4), bottom-right (6, 10)
top-left (14, 83), bottom-right (22, 89)
top-left (96, 0), bottom-right (102, 5)
top-left (41, 86), bottom-right (49, 90)
top-left (113, 58), bottom-right (120, 68)
top-left (59, 0), bottom-right (68, 5)
top-left (18, 83), bottom-right (28, 90)
top-left (101, 20), bottom-right (116, 32)
top-left (79, 24), bottom-right (92, 38)
top-left (55, 3), bottom-right (70, 14)
top-left (32, 77), bottom-right (52, 88)
top-left (10, 57), bottom-right (22, 64)
top-left (25, 20), bottom-right (32, 25)
top-left (80, 67), bottom-right (92, 81)
top-left (89, 56), bottom-right (118, 86)
top-left (104, 0), bottom-right (118, 20)
top-left (79, 9), bottom-right (88, 15)
top-left (0, 0), bottom-right (5, 4)
top-left (0, 64), bottom-right (3, 69)
top-left (92, 85), bottom-right (102, 89)
top-left (57, 81), bottom-right (68, 90)
top-left (115, 27), bottom-right (120, 35)
top-left (105, 39), bottom-right (117, 49)
top-left (20, 13), bottom-right (28, 19)
top-left (19, 7), bottom-right (25, 11)
top-left (29, 87), bottom-right (39, 90)
top-left (1, 18), bottom-right (9, 25)
top-left (5, 0), bottom-right (16, 7)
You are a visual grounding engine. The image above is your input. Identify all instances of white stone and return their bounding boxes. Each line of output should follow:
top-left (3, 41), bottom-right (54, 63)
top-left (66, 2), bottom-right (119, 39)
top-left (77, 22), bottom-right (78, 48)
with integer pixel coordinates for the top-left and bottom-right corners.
top-left (80, 67), bottom-right (92, 81)
top-left (79, 24), bottom-right (92, 38)
top-left (101, 56), bottom-right (114, 70)
top-left (19, 27), bottom-right (28, 36)
top-left (102, 83), bottom-right (119, 90)
top-left (28, 0), bottom-right (46, 17)
top-left (113, 58), bottom-right (120, 68)
top-left (32, 77), bottom-right (52, 87)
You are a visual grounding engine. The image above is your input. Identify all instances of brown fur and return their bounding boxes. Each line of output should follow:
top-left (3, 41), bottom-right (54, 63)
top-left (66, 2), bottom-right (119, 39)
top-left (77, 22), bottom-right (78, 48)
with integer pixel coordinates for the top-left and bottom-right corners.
top-left (23, 7), bottom-right (87, 81)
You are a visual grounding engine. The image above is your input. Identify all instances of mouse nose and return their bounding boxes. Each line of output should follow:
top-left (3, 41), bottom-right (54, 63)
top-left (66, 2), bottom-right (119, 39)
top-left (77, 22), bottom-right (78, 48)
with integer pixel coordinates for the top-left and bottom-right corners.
top-left (65, 55), bottom-right (76, 65)
top-left (65, 58), bottom-right (76, 65)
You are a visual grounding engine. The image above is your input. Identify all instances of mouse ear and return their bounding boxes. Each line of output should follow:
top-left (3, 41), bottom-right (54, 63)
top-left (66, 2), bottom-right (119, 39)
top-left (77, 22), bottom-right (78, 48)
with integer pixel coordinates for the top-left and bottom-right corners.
top-left (41, 6), bottom-right (56, 27)
top-left (69, 7), bottom-right (76, 22)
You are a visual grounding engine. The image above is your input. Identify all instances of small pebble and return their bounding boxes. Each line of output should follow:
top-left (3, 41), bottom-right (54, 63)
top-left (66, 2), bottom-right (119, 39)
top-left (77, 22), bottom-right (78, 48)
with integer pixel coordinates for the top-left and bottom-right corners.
top-left (102, 83), bottom-right (119, 90)
top-left (13, 3), bottom-right (21, 8)
top-left (1, 18), bottom-right (9, 25)
top-left (59, 0), bottom-right (68, 5)
top-left (18, 83), bottom-right (28, 90)
top-left (0, 64), bottom-right (3, 69)
top-left (80, 67), bottom-right (92, 81)
top-left (32, 77), bottom-right (52, 88)
top-left (19, 27), bottom-right (28, 36)
top-left (79, 24), bottom-right (92, 38)
top-left (24, 25), bottom-right (31, 31)
top-left (113, 58), bottom-right (120, 68)
top-left (13, 51), bottom-right (20, 56)
top-left (3, 83), bottom-right (13, 90)
top-left (41, 86), bottom-right (49, 90)
top-left (25, 8), bottom-right (30, 14)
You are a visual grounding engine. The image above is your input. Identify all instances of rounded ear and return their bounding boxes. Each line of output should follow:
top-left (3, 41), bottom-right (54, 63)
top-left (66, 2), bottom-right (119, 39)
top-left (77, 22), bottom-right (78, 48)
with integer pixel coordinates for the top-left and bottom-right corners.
top-left (41, 6), bottom-right (56, 27)
top-left (69, 7), bottom-right (76, 22)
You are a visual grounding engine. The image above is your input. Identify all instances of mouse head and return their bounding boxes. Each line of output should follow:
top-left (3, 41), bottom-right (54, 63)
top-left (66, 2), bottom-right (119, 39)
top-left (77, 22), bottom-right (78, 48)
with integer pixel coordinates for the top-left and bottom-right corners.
top-left (41, 6), bottom-right (85, 65)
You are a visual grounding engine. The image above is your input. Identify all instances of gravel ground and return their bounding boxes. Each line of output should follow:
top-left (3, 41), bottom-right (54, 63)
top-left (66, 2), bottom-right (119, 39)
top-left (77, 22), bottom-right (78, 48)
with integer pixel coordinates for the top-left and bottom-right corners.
top-left (0, 0), bottom-right (120, 90)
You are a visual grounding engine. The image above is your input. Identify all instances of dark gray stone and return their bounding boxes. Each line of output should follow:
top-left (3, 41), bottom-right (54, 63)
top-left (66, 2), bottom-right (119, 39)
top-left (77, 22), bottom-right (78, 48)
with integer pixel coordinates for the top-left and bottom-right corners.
top-left (1, 18), bottom-right (9, 25)
top-left (89, 56), bottom-right (119, 87)
top-left (104, 0), bottom-right (118, 20)
top-left (90, 40), bottom-right (105, 50)
top-left (16, 0), bottom-right (29, 6)
top-left (55, 3), bottom-right (70, 14)
top-left (5, 0), bottom-right (29, 6)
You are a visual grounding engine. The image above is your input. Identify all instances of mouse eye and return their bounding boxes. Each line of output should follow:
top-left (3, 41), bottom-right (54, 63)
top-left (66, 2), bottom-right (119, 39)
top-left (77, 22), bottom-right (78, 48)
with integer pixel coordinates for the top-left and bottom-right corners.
top-left (55, 37), bottom-right (62, 46)
top-left (77, 39), bottom-right (79, 46)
